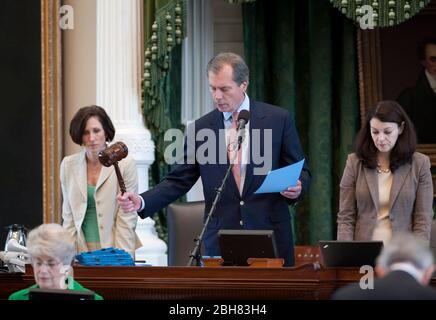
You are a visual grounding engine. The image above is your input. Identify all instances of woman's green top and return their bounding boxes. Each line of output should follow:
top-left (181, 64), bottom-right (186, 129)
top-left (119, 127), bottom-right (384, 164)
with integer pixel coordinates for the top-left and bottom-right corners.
top-left (8, 280), bottom-right (103, 300)
top-left (82, 185), bottom-right (101, 244)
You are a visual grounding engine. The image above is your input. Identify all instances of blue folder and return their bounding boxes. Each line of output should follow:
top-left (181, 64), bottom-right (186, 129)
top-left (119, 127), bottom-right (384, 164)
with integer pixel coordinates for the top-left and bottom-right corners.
top-left (254, 159), bottom-right (305, 194)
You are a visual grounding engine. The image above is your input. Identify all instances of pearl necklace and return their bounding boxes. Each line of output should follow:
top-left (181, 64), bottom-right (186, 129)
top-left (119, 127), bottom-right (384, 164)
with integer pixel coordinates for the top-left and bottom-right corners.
top-left (376, 163), bottom-right (391, 174)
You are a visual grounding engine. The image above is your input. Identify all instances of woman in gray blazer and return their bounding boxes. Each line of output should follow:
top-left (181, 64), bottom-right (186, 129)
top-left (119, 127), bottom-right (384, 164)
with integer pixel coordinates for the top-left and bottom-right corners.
top-left (337, 101), bottom-right (434, 244)
top-left (61, 106), bottom-right (140, 257)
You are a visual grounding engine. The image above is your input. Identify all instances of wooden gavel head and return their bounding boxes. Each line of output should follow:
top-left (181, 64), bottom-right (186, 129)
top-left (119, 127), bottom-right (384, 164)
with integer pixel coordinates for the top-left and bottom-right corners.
top-left (98, 141), bottom-right (128, 167)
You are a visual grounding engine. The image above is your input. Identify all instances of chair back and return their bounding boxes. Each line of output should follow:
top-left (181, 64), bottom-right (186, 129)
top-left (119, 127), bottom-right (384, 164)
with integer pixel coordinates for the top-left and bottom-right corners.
top-left (167, 201), bottom-right (205, 266)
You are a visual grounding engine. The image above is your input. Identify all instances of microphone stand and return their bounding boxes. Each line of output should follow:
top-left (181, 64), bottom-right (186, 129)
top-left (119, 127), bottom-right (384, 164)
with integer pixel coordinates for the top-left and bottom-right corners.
top-left (187, 128), bottom-right (244, 267)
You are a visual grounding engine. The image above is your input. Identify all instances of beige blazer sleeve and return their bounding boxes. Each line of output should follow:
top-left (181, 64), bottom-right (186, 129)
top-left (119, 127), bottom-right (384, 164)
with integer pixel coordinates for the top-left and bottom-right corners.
top-left (411, 154), bottom-right (434, 242)
top-left (337, 154), bottom-right (358, 241)
top-left (60, 158), bottom-right (77, 242)
top-left (60, 151), bottom-right (91, 253)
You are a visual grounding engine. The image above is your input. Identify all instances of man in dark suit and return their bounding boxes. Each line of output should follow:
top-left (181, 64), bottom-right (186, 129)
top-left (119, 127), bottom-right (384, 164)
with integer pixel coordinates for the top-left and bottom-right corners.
top-left (397, 37), bottom-right (436, 143)
top-left (332, 233), bottom-right (436, 300)
top-left (117, 52), bottom-right (311, 266)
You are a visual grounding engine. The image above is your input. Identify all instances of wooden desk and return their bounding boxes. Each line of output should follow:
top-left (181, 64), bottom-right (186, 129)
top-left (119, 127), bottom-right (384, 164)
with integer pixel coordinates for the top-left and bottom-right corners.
top-left (3, 245), bottom-right (436, 300)
top-left (0, 263), bottom-right (363, 300)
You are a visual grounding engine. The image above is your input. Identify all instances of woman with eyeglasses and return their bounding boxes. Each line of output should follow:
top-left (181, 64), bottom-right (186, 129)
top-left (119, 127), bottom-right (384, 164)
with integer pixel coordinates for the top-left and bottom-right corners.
top-left (8, 223), bottom-right (103, 300)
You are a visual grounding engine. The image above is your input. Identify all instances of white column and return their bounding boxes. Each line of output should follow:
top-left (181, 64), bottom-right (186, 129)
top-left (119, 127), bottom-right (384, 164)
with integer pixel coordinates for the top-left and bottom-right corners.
top-left (96, 0), bottom-right (167, 266)
top-left (182, 0), bottom-right (214, 202)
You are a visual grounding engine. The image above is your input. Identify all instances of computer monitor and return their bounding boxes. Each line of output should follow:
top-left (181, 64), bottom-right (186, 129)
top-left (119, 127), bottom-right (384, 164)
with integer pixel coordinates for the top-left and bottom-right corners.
top-left (29, 288), bottom-right (95, 300)
top-left (319, 240), bottom-right (383, 268)
top-left (218, 229), bottom-right (278, 266)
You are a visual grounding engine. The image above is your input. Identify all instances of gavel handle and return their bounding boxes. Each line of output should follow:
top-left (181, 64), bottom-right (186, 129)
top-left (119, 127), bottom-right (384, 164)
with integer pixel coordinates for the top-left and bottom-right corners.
top-left (113, 162), bottom-right (126, 195)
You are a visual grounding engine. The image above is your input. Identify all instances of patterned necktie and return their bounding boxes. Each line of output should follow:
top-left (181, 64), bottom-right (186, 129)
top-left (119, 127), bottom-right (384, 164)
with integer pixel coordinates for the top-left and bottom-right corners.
top-left (228, 111), bottom-right (242, 191)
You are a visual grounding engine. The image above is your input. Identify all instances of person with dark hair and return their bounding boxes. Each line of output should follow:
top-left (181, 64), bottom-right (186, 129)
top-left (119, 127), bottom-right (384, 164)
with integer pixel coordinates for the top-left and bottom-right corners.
top-left (117, 52), bottom-right (311, 266)
top-left (397, 37), bottom-right (436, 143)
top-left (332, 232), bottom-right (436, 300)
top-left (61, 105), bottom-right (141, 257)
top-left (337, 101), bottom-right (434, 245)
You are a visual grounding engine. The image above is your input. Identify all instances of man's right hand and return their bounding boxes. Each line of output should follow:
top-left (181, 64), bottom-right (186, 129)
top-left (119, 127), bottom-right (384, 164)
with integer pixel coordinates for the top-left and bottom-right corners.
top-left (117, 192), bottom-right (141, 213)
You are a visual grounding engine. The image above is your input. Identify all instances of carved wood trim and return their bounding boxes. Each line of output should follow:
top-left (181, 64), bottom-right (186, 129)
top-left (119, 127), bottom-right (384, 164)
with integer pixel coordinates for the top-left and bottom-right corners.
top-left (41, 0), bottom-right (62, 223)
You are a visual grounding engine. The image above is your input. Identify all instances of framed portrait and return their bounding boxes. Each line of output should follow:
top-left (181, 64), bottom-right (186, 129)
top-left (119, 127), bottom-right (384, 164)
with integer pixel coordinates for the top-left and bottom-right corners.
top-left (357, 1), bottom-right (436, 197)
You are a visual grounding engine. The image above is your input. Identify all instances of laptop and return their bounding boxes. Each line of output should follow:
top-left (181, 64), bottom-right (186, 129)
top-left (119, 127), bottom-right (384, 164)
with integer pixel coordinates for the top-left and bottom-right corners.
top-left (319, 240), bottom-right (383, 267)
top-left (29, 288), bottom-right (95, 300)
top-left (218, 229), bottom-right (278, 266)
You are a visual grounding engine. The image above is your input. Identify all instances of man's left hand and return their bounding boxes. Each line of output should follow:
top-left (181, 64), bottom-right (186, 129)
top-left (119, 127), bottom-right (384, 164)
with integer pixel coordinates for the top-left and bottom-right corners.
top-left (280, 180), bottom-right (302, 200)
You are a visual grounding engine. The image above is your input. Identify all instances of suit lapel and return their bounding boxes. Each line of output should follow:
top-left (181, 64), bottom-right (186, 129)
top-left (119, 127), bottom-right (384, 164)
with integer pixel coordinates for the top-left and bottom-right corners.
top-left (363, 166), bottom-right (380, 214)
top-left (388, 163), bottom-right (411, 211)
top-left (72, 150), bottom-right (87, 201)
top-left (96, 165), bottom-right (113, 192)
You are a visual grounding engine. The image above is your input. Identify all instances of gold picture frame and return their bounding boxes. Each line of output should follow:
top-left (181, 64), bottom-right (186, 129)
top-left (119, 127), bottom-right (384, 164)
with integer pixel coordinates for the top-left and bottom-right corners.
top-left (357, 2), bottom-right (436, 197)
top-left (41, 0), bottom-right (62, 223)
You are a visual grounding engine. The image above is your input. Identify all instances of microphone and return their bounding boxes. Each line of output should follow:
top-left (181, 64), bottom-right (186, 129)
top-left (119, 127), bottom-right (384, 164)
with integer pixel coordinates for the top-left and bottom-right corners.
top-left (98, 141), bottom-right (128, 194)
top-left (236, 110), bottom-right (250, 146)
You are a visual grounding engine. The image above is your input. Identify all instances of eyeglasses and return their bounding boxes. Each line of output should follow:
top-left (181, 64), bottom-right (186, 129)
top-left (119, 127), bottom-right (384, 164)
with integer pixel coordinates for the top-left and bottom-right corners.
top-left (32, 258), bottom-right (63, 269)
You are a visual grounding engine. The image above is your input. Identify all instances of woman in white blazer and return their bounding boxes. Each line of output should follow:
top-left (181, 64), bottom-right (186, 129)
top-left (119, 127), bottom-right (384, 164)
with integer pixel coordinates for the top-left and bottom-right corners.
top-left (61, 105), bottom-right (141, 258)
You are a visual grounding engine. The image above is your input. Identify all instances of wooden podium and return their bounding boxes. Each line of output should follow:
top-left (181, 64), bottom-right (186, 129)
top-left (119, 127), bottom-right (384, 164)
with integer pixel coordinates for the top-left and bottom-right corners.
top-left (0, 246), bottom-right (407, 300)
top-left (0, 246), bottom-right (346, 300)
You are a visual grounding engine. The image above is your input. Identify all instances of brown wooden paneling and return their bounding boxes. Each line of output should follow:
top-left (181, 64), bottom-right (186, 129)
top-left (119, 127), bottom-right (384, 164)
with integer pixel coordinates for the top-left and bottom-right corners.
top-left (0, 263), bottom-right (362, 300)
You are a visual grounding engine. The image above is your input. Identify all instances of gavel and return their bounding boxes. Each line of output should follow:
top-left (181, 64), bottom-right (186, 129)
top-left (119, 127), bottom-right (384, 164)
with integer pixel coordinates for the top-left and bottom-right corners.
top-left (98, 141), bottom-right (128, 195)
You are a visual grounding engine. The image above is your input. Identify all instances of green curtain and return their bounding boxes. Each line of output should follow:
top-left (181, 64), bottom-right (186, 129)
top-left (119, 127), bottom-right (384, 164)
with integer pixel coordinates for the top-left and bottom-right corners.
top-left (242, 0), bottom-right (359, 244)
top-left (143, 0), bottom-right (184, 241)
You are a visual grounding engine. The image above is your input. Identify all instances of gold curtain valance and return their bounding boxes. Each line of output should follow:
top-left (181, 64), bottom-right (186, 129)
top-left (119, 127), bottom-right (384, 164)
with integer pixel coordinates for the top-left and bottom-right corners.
top-left (329, 0), bottom-right (431, 27)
